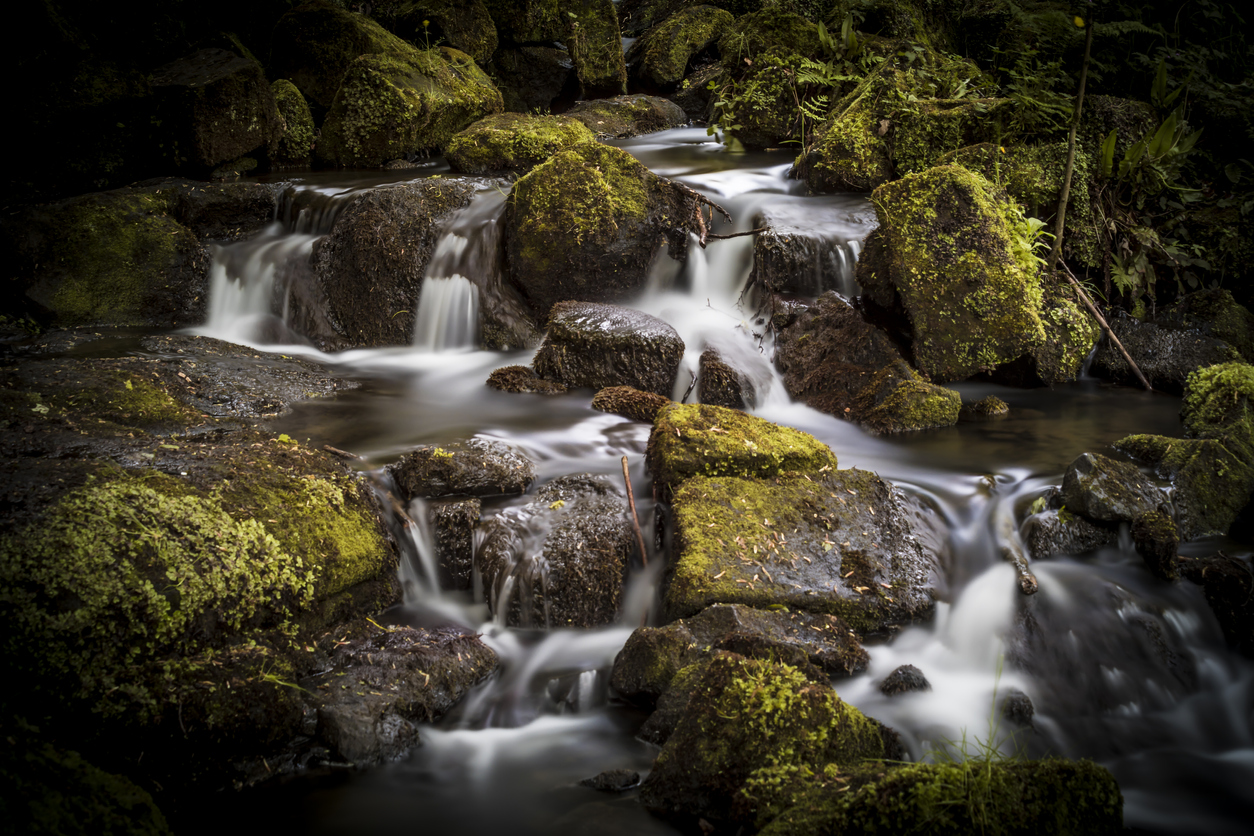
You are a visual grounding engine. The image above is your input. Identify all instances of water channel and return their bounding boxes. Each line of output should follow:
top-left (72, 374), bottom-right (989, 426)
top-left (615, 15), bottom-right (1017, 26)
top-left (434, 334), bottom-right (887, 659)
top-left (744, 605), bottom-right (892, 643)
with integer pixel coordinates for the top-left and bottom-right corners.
top-left (179, 129), bottom-right (1252, 835)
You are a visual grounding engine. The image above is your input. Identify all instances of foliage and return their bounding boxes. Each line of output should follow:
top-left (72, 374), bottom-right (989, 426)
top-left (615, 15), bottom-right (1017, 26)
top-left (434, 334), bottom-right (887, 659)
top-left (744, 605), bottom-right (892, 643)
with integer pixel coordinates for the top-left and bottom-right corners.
top-left (992, 46), bottom-right (1075, 138)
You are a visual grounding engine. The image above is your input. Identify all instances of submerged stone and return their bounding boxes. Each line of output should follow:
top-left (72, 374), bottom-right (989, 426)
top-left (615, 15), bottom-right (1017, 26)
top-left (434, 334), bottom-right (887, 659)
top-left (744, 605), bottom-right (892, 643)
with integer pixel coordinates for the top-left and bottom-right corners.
top-left (532, 302), bottom-right (685, 396)
top-left (389, 438), bottom-right (536, 499)
top-left (879, 664), bottom-right (931, 696)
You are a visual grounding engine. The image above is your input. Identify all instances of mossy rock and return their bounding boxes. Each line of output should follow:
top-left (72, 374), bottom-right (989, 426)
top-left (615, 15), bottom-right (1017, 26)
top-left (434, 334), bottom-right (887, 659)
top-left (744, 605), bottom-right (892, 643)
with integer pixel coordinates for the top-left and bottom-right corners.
top-left (1180, 554), bottom-right (1254, 657)
top-left (388, 438), bottom-right (537, 499)
top-left (504, 142), bottom-right (693, 319)
top-left (373, 0), bottom-right (499, 64)
top-left (717, 8), bottom-right (820, 63)
top-left (639, 653), bottom-right (892, 828)
top-left (646, 402), bottom-right (839, 498)
top-left (1181, 361), bottom-right (1254, 439)
top-left (699, 348), bottom-right (753, 410)
top-left (1132, 510), bottom-right (1180, 581)
top-left (857, 164), bottom-right (1047, 383)
top-left (626, 6), bottom-right (735, 90)
top-left (1162, 289), bottom-right (1254, 365)
top-left (271, 79), bottom-right (316, 167)
top-left (487, 364), bottom-right (569, 394)
top-left (760, 757), bottom-right (1123, 835)
top-left (318, 46), bottom-right (503, 167)
top-left (566, 94), bottom-right (688, 138)
top-left (591, 385), bottom-right (672, 421)
top-left (532, 302), bottom-right (685, 396)
top-left (1061, 452), bottom-right (1163, 525)
top-left (485, 0), bottom-right (626, 96)
top-left (794, 92), bottom-right (894, 191)
top-left (851, 359), bottom-right (961, 433)
top-left (828, 0), bottom-right (958, 52)
top-left (445, 113), bottom-right (595, 175)
top-left (271, 0), bottom-right (420, 112)
top-left (1020, 507), bottom-right (1116, 560)
top-left (489, 46), bottom-right (579, 114)
top-left (662, 469), bottom-right (937, 630)
top-left (993, 277), bottom-right (1100, 386)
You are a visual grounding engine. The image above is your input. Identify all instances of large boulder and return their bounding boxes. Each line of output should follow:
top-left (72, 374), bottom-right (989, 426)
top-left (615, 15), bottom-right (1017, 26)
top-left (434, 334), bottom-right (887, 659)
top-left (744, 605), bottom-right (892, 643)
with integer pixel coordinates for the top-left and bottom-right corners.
top-left (388, 438), bottom-right (536, 499)
top-left (445, 113), bottom-right (594, 175)
top-left (625, 6), bottom-right (734, 90)
top-left (993, 278), bottom-right (1101, 386)
top-left (306, 180), bottom-right (478, 349)
top-left (1060, 452), bottom-right (1164, 524)
top-left (484, 0), bottom-right (626, 97)
top-left (150, 48), bottom-right (283, 173)
top-left (856, 165), bottom-right (1047, 383)
top-left (504, 143), bottom-right (695, 319)
top-left (317, 46), bottom-right (503, 167)
top-left (1159, 289), bottom-right (1254, 364)
top-left (270, 79), bottom-right (316, 167)
top-left (373, 0), bottom-right (499, 64)
top-left (489, 46), bottom-right (578, 114)
top-left (476, 474), bottom-right (635, 628)
top-left (565, 95), bottom-right (688, 138)
top-left (533, 302), bottom-right (685, 396)
top-left (1090, 315), bottom-right (1240, 394)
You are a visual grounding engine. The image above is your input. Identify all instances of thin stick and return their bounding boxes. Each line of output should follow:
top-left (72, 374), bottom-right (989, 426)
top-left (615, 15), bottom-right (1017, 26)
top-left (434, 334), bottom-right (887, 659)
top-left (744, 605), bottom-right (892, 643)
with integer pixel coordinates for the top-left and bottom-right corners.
top-left (323, 444), bottom-right (362, 460)
top-left (705, 227), bottom-right (769, 242)
top-left (621, 455), bottom-right (648, 568)
top-left (1058, 261), bottom-right (1153, 391)
top-left (1048, 20), bottom-right (1095, 271)
top-left (1001, 545), bottom-right (1038, 595)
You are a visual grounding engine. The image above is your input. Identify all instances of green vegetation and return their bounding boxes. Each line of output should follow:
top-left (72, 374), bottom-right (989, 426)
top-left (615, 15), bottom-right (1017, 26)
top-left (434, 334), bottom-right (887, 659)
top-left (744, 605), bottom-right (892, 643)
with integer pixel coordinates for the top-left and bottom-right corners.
top-left (445, 113), bottom-right (594, 174)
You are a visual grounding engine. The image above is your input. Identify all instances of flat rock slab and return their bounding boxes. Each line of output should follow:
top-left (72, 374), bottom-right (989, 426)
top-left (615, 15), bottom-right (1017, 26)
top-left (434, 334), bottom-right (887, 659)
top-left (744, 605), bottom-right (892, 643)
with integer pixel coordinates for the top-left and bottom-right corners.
top-left (533, 301), bottom-right (683, 396)
top-left (389, 438), bottom-right (536, 500)
top-left (664, 470), bottom-right (938, 632)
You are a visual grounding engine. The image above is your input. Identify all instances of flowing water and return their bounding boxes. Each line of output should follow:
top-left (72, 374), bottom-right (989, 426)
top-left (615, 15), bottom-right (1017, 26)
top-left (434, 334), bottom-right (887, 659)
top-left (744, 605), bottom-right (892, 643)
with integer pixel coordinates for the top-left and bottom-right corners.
top-left (181, 129), bottom-right (1252, 835)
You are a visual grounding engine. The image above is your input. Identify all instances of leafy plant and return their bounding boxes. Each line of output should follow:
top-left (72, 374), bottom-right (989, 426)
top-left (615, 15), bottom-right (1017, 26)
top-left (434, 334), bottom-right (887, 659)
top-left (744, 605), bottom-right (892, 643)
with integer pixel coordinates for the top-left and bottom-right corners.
top-left (993, 46), bottom-right (1075, 138)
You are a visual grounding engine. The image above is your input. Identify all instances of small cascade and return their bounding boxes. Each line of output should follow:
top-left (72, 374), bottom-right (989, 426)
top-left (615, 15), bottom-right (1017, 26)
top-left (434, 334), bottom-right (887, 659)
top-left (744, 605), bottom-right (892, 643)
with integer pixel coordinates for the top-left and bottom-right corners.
top-left (413, 276), bottom-right (480, 351)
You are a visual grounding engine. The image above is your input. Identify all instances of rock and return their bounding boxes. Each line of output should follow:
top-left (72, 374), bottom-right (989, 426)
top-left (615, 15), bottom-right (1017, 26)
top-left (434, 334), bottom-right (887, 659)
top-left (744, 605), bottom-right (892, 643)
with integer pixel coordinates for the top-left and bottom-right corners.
top-left (308, 624), bottom-right (498, 766)
top-left (856, 165), bottom-right (1048, 383)
top-left (1181, 361), bottom-right (1254, 438)
top-left (671, 62), bottom-right (725, 121)
top-left (639, 654), bottom-right (893, 828)
top-left (1020, 508), bottom-right (1115, 560)
top-left (580, 769), bottom-right (640, 792)
top-left (487, 365), bottom-right (569, 395)
top-left (750, 199), bottom-right (876, 297)
top-left (271, 0), bottom-right (419, 112)
top-left (388, 438), bottom-right (536, 500)
top-left (490, 46), bottom-right (578, 114)
top-left (307, 180), bottom-right (478, 349)
top-left (566, 95), bottom-right (687, 138)
top-left (611, 603), bottom-right (869, 706)
top-left (1001, 689), bottom-right (1035, 726)
top-left (761, 758), bottom-right (1123, 836)
top-left (485, 0), bottom-right (626, 97)
top-left (646, 402), bottom-right (839, 499)
top-left (879, 664), bottom-right (931, 696)
top-left (852, 360), bottom-right (962, 434)
top-left (154, 179), bottom-right (279, 242)
top-left (1159, 289), bottom-right (1254, 364)
top-left (430, 498), bottom-right (480, 590)
top-left (967, 396), bottom-right (1009, 418)
top-left (1132, 510), bottom-right (1180, 582)
top-left (446, 113), bottom-right (594, 175)
top-left (993, 278), bottom-right (1101, 386)
top-left (373, 0), bottom-right (499, 64)
top-left (504, 143), bottom-right (695, 319)
top-left (476, 474), bottom-right (634, 628)
top-left (626, 6), bottom-right (734, 90)
top-left (1181, 554), bottom-right (1254, 658)
top-left (699, 348), bottom-right (753, 409)
top-left (1061, 452), bottom-right (1163, 524)
top-left (592, 385), bottom-right (671, 422)
top-left (1090, 315), bottom-right (1240, 394)
top-left (271, 79), bottom-right (316, 167)
top-left (532, 302), bottom-right (685, 396)
top-left (317, 46), bottom-right (503, 167)
top-left (150, 48), bottom-right (283, 172)
top-left (663, 468), bottom-right (938, 631)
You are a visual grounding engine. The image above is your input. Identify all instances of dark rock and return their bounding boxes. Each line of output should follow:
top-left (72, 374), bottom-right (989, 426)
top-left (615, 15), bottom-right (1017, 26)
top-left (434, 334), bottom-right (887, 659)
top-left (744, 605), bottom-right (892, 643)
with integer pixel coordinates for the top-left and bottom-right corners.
top-left (490, 46), bottom-right (578, 114)
top-left (484, 0), bottom-right (625, 97)
top-left (625, 6), bottom-right (734, 90)
top-left (374, 0), bottom-right (499, 64)
top-left (1090, 315), bottom-right (1240, 394)
top-left (1061, 452), bottom-right (1164, 524)
top-left (533, 302), bottom-right (685, 396)
top-left (446, 113), bottom-right (595, 176)
top-left (487, 365), bottom-right (569, 395)
top-left (580, 769), bottom-right (641, 792)
top-left (1000, 688), bottom-right (1035, 725)
top-left (158, 179), bottom-right (279, 242)
top-left (1181, 554), bottom-right (1254, 658)
top-left (566, 95), bottom-right (687, 138)
top-left (966, 396), bottom-right (1009, 418)
top-left (670, 62), bottom-right (725, 121)
top-left (150, 48), bottom-right (283, 172)
top-left (851, 360), bottom-right (962, 434)
top-left (476, 474), bottom-right (635, 628)
top-left (1020, 508), bottom-right (1116, 560)
top-left (879, 664), bottom-right (930, 696)
top-left (271, 79), bottom-right (316, 167)
top-left (308, 180), bottom-right (478, 349)
top-left (1132, 510), bottom-right (1180, 582)
top-left (699, 348), bottom-right (753, 409)
top-left (430, 498), bottom-right (481, 590)
top-left (750, 198), bottom-right (874, 297)
top-left (591, 385), bottom-right (671, 422)
top-left (1159, 288), bottom-right (1254, 364)
top-left (389, 438), bottom-right (536, 500)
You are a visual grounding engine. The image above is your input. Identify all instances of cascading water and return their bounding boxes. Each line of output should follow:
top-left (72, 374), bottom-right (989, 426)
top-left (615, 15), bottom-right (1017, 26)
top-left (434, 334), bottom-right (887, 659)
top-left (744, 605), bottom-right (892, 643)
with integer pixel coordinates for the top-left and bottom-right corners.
top-left (182, 129), bottom-right (1252, 836)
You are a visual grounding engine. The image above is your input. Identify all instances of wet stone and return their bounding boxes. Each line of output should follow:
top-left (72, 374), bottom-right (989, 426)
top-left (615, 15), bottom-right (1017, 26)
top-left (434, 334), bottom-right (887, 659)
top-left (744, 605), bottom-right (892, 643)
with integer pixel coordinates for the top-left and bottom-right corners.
top-left (429, 498), bottom-right (480, 591)
top-left (486, 365), bottom-right (568, 395)
top-left (1020, 508), bottom-right (1116, 560)
top-left (579, 769), bottom-right (640, 792)
top-left (1000, 688), bottom-right (1035, 725)
top-left (879, 664), bottom-right (931, 696)
top-left (1061, 452), bottom-right (1164, 524)
top-left (532, 302), bottom-right (684, 397)
top-left (591, 385), bottom-right (671, 422)
top-left (389, 439), bottom-right (536, 500)
top-left (1132, 510), bottom-right (1180, 582)
top-left (1091, 314), bottom-right (1241, 394)
top-left (698, 348), bottom-right (752, 410)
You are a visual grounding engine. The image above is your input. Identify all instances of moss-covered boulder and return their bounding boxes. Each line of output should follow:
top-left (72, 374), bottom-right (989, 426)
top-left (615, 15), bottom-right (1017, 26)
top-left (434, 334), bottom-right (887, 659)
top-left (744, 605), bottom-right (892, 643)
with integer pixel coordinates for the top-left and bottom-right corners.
top-left (566, 95), bottom-right (688, 138)
top-left (306, 179), bottom-right (477, 349)
top-left (490, 46), bottom-right (579, 114)
top-left (856, 165), bottom-right (1047, 383)
top-left (1061, 452), bottom-right (1164, 524)
top-left (994, 278), bottom-right (1101, 386)
top-left (388, 438), bottom-right (537, 499)
top-left (592, 385), bottom-right (672, 422)
top-left (271, 0), bottom-right (420, 112)
top-left (760, 758), bottom-right (1123, 835)
top-left (485, 0), bottom-right (626, 97)
top-left (639, 654), bottom-right (893, 828)
top-left (149, 48), bottom-right (283, 173)
top-left (646, 402), bottom-right (839, 498)
top-left (317, 45), bottom-right (503, 167)
top-left (476, 474), bottom-right (634, 627)
top-left (532, 302), bottom-right (685, 396)
top-left (373, 0), bottom-right (499, 64)
top-left (662, 469), bottom-right (938, 630)
top-left (271, 79), bottom-right (316, 167)
top-left (504, 143), bottom-right (695, 319)
top-left (445, 113), bottom-right (594, 175)
top-left (1090, 312), bottom-right (1241, 394)
top-left (626, 6), bottom-right (735, 90)
top-left (1160, 289), bottom-right (1254, 365)
top-left (1020, 508), bottom-right (1115, 560)
top-left (1182, 361), bottom-right (1254, 438)
top-left (851, 359), bottom-right (962, 433)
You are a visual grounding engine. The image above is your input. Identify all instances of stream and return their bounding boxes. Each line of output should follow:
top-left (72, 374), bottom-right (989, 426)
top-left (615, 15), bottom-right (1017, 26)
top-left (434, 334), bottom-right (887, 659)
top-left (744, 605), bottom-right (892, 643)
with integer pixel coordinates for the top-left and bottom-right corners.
top-left (178, 129), bottom-right (1252, 835)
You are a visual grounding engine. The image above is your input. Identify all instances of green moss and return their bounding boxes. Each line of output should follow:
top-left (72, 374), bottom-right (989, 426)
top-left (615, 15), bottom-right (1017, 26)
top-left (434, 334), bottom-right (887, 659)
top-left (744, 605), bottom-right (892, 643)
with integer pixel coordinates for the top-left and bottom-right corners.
top-left (1181, 362), bottom-right (1254, 439)
top-left (970, 396), bottom-right (1009, 417)
top-left (867, 164), bottom-right (1046, 382)
top-left (271, 79), bottom-right (316, 166)
top-left (852, 361), bottom-right (961, 433)
top-left (718, 9), bottom-right (821, 64)
top-left (632, 6), bottom-right (735, 87)
top-left (567, 94), bottom-right (685, 137)
top-left (647, 402), bottom-right (839, 497)
top-left (317, 45), bottom-right (503, 167)
top-left (565, 0), bottom-right (628, 97)
top-left (1167, 290), bottom-right (1254, 363)
top-left (800, 96), bottom-right (894, 191)
top-left (1026, 279), bottom-right (1101, 383)
top-left (445, 113), bottom-right (594, 174)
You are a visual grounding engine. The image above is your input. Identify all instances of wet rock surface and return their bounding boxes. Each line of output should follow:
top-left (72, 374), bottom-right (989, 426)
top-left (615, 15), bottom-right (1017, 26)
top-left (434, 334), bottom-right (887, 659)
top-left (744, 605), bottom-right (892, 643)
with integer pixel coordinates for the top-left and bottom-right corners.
top-left (476, 474), bottom-right (635, 628)
top-left (389, 438), bottom-right (536, 500)
top-left (1181, 554), bottom-right (1254, 658)
top-left (579, 769), bottom-right (640, 792)
top-left (591, 385), bottom-right (671, 422)
top-left (1091, 315), bottom-right (1240, 393)
top-left (446, 113), bottom-right (594, 176)
top-left (532, 302), bottom-right (684, 396)
top-left (1132, 510), bottom-right (1180, 581)
top-left (698, 348), bottom-right (753, 409)
top-left (625, 6), bottom-right (733, 90)
top-left (750, 200), bottom-right (874, 297)
top-left (1061, 452), bottom-right (1164, 524)
top-left (429, 498), bottom-right (481, 591)
top-left (879, 664), bottom-right (931, 696)
top-left (1021, 508), bottom-right (1116, 560)
top-left (566, 95), bottom-right (687, 138)
top-left (487, 365), bottom-right (569, 395)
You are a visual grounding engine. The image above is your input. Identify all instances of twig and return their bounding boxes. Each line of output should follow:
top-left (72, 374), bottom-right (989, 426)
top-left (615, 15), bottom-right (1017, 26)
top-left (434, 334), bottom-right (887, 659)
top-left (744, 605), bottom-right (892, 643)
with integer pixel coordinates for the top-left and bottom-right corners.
top-left (1058, 261), bottom-right (1153, 391)
top-left (682, 369), bottom-right (698, 403)
top-left (621, 456), bottom-right (648, 568)
top-left (705, 227), bottom-right (769, 242)
top-left (1048, 19), bottom-right (1095, 271)
top-left (1000, 545), bottom-right (1038, 595)
top-left (323, 444), bottom-right (362, 460)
